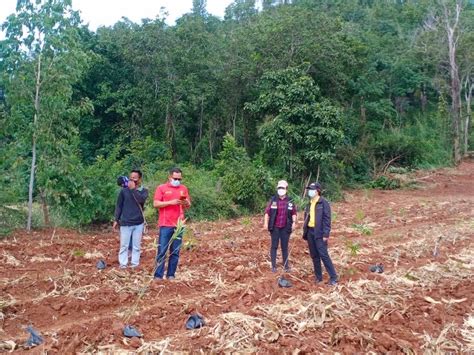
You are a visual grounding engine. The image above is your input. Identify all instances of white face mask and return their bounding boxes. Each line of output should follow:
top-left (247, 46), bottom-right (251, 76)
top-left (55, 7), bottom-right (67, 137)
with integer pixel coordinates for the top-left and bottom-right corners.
top-left (308, 190), bottom-right (317, 198)
top-left (170, 178), bottom-right (181, 187)
top-left (277, 189), bottom-right (286, 197)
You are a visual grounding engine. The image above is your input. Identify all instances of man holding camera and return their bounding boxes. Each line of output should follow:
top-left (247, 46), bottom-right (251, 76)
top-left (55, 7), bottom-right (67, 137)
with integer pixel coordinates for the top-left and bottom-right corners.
top-left (153, 167), bottom-right (191, 280)
top-left (113, 169), bottom-right (149, 269)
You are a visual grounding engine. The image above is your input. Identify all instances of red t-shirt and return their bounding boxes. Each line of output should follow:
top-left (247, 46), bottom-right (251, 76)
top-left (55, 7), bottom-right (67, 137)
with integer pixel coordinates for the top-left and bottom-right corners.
top-left (154, 183), bottom-right (190, 227)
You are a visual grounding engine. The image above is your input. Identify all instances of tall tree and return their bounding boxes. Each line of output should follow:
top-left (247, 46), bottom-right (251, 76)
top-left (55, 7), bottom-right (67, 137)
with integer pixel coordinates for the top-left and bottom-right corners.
top-left (1, 0), bottom-right (89, 230)
top-left (246, 68), bottom-right (344, 179)
top-left (441, 0), bottom-right (464, 163)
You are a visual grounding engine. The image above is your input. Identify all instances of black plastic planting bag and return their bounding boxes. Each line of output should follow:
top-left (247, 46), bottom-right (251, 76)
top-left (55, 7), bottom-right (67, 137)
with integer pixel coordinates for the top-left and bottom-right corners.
top-left (278, 276), bottom-right (292, 288)
top-left (25, 326), bottom-right (43, 348)
top-left (96, 259), bottom-right (107, 270)
top-left (123, 325), bottom-right (142, 338)
top-left (369, 264), bottom-right (384, 273)
top-left (185, 314), bottom-right (205, 330)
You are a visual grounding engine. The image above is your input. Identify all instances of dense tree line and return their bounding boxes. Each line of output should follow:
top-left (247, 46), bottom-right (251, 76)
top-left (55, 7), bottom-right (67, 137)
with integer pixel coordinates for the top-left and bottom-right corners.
top-left (0, 0), bottom-right (473, 231)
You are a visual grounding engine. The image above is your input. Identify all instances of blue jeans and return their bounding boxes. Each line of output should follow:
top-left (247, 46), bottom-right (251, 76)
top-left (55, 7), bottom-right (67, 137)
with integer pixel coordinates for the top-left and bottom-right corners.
top-left (307, 229), bottom-right (337, 282)
top-left (119, 223), bottom-right (144, 267)
top-left (154, 226), bottom-right (183, 279)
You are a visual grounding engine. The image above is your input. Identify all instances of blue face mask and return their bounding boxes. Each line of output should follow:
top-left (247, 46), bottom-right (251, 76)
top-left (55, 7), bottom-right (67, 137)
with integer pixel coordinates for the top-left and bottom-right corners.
top-left (308, 190), bottom-right (317, 198)
top-left (171, 179), bottom-right (181, 187)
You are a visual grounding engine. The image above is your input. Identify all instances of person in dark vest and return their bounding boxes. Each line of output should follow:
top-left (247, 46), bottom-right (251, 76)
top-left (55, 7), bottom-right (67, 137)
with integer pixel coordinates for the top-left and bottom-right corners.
top-left (263, 180), bottom-right (297, 273)
top-left (302, 182), bottom-right (338, 286)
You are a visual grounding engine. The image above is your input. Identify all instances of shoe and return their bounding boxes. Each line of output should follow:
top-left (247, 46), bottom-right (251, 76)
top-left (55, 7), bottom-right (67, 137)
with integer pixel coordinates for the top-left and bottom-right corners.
top-left (167, 276), bottom-right (175, 280)
top-left (327, 280), bottom-right (338, 286)
top-left (271, 267), bottom-right (277, 273)
top-left (284, 266), bottom-right (291, 273)
top-left (153, 277), bottom-right (163, 281)
top-left (315, 279), bottom-right (323, 284)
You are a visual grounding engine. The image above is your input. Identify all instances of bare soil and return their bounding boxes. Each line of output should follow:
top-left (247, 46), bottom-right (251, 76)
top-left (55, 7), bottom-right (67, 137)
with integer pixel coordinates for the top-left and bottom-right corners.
top-left (1, 161), bottom-right (473, 353)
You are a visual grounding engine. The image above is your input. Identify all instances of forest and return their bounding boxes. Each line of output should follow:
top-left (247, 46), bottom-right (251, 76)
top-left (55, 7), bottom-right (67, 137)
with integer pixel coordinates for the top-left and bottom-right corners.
top-left (1, 0), bottom-right (473, 232)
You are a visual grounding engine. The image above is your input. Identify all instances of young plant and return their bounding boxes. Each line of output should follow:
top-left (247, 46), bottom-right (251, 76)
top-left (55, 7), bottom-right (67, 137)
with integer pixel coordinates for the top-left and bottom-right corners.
top-left (241, 216), bottom-right (252, 227)
top-left (351, 223), bottom-right (372, 236)
top-left (345, 240), bottom-right (361, 257)
top-left (354, 209), bottom-right (365, 223)
top-left (183, 228), bottom-right (198, 251)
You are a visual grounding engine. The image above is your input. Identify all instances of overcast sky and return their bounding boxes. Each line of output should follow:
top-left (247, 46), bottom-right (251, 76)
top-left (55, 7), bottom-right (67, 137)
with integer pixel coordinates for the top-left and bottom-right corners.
top-left (0, 0), bottom-right (234, 37)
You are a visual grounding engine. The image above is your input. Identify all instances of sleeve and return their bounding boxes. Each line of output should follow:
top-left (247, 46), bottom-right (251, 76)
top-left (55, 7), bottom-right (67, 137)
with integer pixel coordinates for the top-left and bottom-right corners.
top-left (114, 190), bottom-right (124, 222)
top-left (264, 199), bottom-right (272, 215)
top-left (291, 202), bottom-right (297, 216)
top-left (322, 200), bottom-right (332, 238)
top-left (133, 188), bottom-right (148, 206)
top-left (184, 186), bottom-right (191, 208)
top-left (154, 185), bottom-right (164, 202)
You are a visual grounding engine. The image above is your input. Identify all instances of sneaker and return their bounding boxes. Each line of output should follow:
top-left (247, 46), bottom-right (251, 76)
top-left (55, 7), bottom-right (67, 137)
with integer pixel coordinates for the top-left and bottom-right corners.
top-left (284, 266), bottom-right (291, 273)
top-left (271, 267), bottom-right (277, 273)
top-left (119, 265), bottom-right (127, 269)
top-left (167, 276), bottom-right (175, 280)
top-left (315, 279), bottom-right (323, 284)
top-left (327, 280), bottom-right (338, 286)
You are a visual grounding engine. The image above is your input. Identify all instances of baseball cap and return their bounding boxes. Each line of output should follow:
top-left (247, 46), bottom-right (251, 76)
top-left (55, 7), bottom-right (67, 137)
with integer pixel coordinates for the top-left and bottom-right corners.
top-left (306, 182), bottom-right (322, 190)
top-left (277, 180), bottom-right (288, 189)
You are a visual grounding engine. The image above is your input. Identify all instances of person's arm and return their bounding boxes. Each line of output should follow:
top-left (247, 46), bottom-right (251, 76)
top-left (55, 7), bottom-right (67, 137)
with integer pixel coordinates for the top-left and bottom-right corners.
top-left (263, 213), bottom-right (269, 230)
top-left (292, 204), bottom-right (297, 225)
top-left (153, 186), bottom-right (180, 208)
top-left (182, 187), bottom-right (191, 209)
top-left (154, 199), bottom-right (181, 208)
top-left (263, 200), bottom-right (271, 229)
top-left (132, 187), bottom-right (148, 206)
top-left (113, 190), bottom-right (124, 230)
top-left (302, 207), bottom-right (309, 240)
top-left (322, 200), bottom-right (331, 241)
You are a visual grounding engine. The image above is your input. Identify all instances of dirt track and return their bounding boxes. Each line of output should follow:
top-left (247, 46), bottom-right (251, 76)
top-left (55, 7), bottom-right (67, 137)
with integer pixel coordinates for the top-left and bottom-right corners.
top-left (1, 161), bottom-right (473, 353)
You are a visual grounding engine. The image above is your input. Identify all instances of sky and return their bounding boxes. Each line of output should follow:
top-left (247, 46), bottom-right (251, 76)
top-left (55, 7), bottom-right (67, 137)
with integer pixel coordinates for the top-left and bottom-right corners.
top-left (0, 0), bottom-right (234, 37)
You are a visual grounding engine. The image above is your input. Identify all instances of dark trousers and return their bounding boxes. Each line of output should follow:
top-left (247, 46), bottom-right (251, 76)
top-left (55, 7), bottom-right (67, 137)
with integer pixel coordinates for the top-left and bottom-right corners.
top-left (307, 229), bottom-right (337, 282)
top-left (270, 227), bottom-right (290, 269)
top-left (154, 226), bottom-right (183, 279)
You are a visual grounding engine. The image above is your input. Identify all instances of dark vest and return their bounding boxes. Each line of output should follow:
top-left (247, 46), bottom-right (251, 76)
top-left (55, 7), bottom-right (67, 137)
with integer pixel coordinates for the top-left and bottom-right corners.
top-left (268, 196), bottom-right (294, 232)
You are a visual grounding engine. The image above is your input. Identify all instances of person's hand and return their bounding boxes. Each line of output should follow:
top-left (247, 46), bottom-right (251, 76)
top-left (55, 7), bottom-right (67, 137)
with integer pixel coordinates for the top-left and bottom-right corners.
top-left (128, 180), bottom-right (136, 189)
top-left (112, 221), bottom-right (118, 231)
top-left (169, 199), bottom-right (182, 206)
top-left (323, 237), bottom-right (329, 243)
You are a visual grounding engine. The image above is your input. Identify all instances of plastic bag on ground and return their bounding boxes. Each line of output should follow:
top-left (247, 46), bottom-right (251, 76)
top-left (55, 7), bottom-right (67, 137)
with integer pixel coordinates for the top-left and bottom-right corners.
top-left (25, 326), bottom-right (43, 348)
top-left (185, 314), bottom-right (205, 330)
top-left (123, 325), bottom-right (142, 338)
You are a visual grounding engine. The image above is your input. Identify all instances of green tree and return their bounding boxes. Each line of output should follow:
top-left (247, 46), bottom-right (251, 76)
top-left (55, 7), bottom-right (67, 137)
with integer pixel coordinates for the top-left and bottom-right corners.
top-left (1, 0), bottom-right (90, 230)
top-left (246, 67), bottom-right (344, 179)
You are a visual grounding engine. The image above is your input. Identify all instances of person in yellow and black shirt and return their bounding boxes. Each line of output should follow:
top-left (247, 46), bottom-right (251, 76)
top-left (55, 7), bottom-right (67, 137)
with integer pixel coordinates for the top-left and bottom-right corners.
top-left (302, 182), bottom-right (338, 286)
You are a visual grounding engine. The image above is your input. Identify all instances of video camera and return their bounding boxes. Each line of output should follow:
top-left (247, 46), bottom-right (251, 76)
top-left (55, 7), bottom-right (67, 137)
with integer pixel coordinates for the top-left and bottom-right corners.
top-left (117, 176), bottom-right (129, 188)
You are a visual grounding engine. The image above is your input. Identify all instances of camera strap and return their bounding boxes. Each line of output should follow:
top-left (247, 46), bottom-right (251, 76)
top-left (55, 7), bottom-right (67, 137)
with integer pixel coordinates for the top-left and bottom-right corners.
top-left (130, 189), bottom-right (148, 234)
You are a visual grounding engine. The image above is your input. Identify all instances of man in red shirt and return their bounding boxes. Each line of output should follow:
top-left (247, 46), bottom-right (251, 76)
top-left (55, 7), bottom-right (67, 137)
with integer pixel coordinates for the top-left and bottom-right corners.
top-left (153, 167), bottom-right (191, 280)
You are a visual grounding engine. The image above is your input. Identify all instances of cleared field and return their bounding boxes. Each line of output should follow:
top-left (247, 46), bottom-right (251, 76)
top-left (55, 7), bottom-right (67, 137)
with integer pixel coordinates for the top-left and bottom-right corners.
top-left (1, 161), bottom-right (473, 353)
